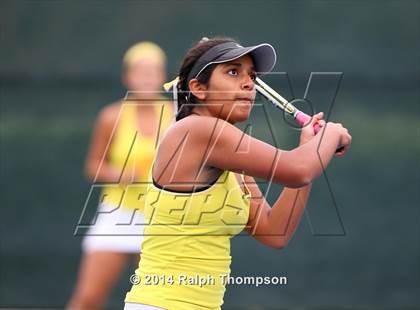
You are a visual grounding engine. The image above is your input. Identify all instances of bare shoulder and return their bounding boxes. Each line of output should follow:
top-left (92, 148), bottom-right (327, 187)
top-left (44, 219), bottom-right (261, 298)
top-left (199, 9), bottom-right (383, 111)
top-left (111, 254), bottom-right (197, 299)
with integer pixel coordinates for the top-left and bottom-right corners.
top-left (163, 115), bottom-right (241, 143)
top-left (96, 101), bottom-right (123, 127)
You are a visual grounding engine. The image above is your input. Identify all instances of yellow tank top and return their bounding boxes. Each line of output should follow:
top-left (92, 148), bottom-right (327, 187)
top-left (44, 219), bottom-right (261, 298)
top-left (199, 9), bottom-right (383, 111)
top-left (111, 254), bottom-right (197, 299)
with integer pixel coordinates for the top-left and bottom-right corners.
top-left (125, 170), bottom-right (251, 309)
top-left (100, 101), bottom-right (173, 210)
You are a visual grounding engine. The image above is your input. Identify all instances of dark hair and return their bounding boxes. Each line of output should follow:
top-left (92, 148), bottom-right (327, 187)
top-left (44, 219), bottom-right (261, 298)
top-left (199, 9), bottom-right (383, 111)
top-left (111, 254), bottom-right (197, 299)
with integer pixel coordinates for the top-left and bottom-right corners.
top-left (176, 36), bottom-right (239, 121)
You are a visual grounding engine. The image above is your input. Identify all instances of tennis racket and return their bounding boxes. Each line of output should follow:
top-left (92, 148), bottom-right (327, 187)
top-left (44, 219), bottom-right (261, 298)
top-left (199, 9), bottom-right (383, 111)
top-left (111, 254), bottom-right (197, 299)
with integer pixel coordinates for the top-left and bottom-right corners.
top-left (255, 77), bottom-right (344, 152)
top-left (255, 77), bottom-right (321, 132)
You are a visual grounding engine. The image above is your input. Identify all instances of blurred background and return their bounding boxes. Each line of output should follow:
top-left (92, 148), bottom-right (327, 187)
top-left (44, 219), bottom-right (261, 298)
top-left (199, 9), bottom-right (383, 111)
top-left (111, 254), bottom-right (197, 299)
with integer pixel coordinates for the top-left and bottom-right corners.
top-left (1, 0), bottom-right (419, 309)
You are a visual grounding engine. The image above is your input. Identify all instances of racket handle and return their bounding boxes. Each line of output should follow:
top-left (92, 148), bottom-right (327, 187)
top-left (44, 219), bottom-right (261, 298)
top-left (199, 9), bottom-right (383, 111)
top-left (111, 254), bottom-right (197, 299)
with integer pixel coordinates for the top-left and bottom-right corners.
top-left (295, 112), bottom-right (344, 153)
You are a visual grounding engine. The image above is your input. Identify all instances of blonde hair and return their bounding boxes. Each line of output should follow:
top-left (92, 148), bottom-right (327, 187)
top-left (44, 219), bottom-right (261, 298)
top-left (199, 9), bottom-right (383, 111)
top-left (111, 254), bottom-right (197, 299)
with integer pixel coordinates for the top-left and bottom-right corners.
top-left (122, 41), bottom-right (166, 69)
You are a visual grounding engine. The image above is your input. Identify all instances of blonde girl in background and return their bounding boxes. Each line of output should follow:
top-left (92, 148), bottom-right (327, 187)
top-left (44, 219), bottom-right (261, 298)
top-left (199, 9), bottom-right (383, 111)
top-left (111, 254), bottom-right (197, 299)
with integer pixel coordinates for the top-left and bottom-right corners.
top-left (67, 42), bottom-right (174, 310)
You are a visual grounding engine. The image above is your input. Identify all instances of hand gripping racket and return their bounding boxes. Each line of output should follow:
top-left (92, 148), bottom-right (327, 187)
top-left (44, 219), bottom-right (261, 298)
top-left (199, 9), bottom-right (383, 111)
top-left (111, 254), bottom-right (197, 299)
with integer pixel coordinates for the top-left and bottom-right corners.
top-left (255, 77), bottom-right (344, 152)
top-left (255, 77), bottom-right (321, 132)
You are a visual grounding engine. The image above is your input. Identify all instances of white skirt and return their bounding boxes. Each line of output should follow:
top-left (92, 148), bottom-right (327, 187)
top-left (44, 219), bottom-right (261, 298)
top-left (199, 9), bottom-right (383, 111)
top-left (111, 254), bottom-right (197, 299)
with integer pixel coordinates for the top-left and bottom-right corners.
top-left (124, 303), bottom-right (165, 310)
top-left (82, 203), bottom-right (145, 253)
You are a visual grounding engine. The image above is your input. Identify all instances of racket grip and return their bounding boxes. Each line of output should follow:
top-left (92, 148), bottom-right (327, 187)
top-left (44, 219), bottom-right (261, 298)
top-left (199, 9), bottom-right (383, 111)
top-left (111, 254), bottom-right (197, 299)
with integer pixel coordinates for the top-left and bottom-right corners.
top-left (295, 112), bottom-right (344, 153)
top-left (295, 112), bottom-right (320, 133)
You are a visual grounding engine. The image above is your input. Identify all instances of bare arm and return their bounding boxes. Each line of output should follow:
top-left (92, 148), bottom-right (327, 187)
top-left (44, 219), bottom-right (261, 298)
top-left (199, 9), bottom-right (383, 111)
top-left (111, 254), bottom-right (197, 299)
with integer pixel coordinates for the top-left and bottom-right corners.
top-left (244, 175), bottom-right (312, 248)
top-left (84, 104), bottom-right (121, 182)
top-left (201, 117), bottom-right (343, 187)
top-left (155, 113), bottom-right (351, 190)
top-left (241, 113), bottom-right (351, 248)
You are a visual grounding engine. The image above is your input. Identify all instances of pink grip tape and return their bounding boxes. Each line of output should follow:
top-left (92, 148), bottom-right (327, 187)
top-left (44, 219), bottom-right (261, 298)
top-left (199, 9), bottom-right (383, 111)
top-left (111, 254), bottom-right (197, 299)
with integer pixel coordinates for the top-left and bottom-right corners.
top-left (295, 112), bottom-right (321, 134)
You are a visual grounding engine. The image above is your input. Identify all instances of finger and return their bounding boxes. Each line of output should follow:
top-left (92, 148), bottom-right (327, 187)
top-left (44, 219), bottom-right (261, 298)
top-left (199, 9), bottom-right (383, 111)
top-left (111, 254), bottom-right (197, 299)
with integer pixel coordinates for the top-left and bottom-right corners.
top-left (311, 113), bottom-right (322, 125)
top-left (345, 134), bottom-right (352, 145)
top-left (339, 146), bottom-right (349, 155)
top-left (312, 113), bottom-right (325, 131)
top-left (312, 113), bottom-right (323, 122)
top-left (335, 149), bottom-right (346, 157)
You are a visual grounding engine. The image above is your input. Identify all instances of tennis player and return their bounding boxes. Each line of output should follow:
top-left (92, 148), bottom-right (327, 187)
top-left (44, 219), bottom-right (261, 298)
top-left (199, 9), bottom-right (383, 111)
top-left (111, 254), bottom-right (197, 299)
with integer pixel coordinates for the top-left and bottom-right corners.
top-left (124, 37), bottom-right (352, 310)
top-left (67, 42), bottom-right (174, 310)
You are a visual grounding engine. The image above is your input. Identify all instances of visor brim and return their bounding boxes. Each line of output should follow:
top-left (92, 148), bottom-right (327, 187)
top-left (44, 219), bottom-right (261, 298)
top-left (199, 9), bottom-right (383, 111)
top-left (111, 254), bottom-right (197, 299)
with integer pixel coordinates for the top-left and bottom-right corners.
top-left (218, 43), bottom-right (277, 74)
